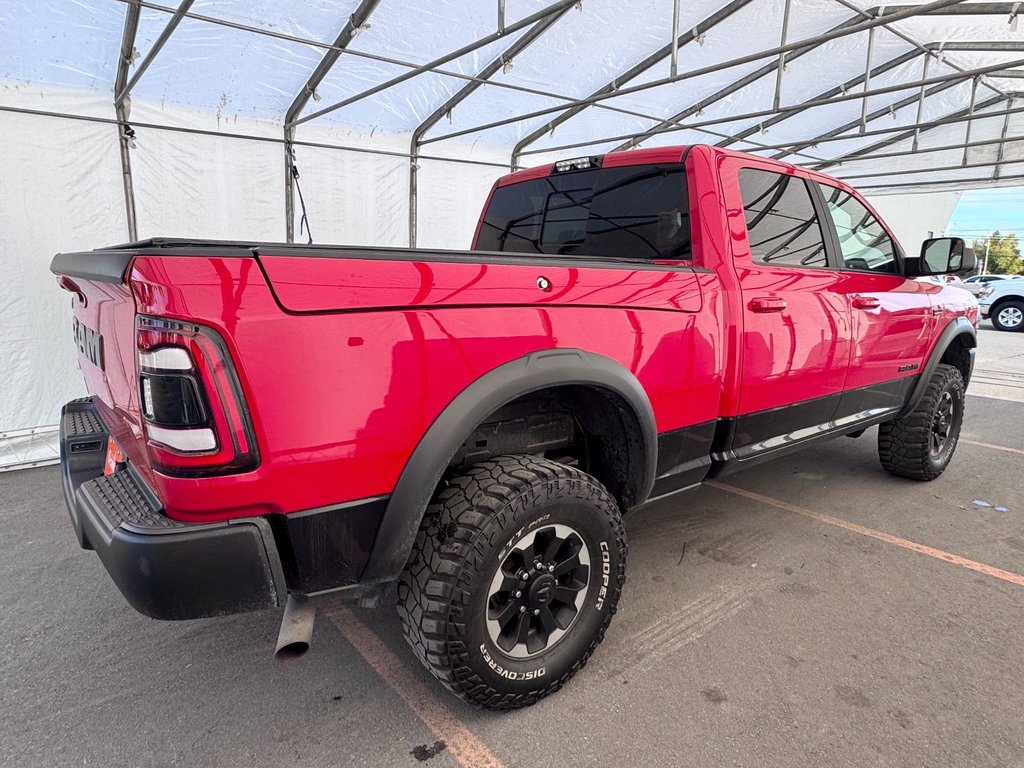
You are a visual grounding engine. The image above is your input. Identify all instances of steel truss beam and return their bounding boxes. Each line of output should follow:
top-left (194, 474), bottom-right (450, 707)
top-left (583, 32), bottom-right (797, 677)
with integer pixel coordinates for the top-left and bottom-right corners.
top-left (708, 101), bottom-right (1024, 154)
top-left (285, 1), bottom-right (382, 127)
top-left (607, 6), bottom-right (896, 154)
top-left (717, 48), bottom-right (923, 152)
top-left (516, 58), bottom-right (1024, 159)
top-left (836, 157), bottom-right (1024, 181)
top-left (824, 0), bottom-right (1014, 144)
top-left (113, 0), bottom-right (818, 174)
top-left (524, 7), bottom-right (1021, 161)
top-left (625, 2), bottom-right (1018, 167)
top-left (618, 0), bottom-right (1021, 154)
top-left (809, 130), bottom-right (1024, 167)
top-left (420, 0), bottom-right (970, 147)
top-left (509, 0), bottom-right (755, 168)
top-left (120, 0), bottom-right (1013, 178)
top-left (292, 0), bottom-right (578, 128)
top-left (924, 41), bottom-right (1024, 52)
top-left (115, 0), bottom-right (195, 108)
top-left (103, 0), bottom-right (832, 169)
top-left (114, 2), bottom-right (142, 241)
top-left (856, 172), bottom-right (1024, 191)
top-left (408, 8), bottom-right (571, 247)
top-left (712, 42), bottom-right (1024, 157)
top-left (284, 0), bottom-right (382, 242)
top-left (0, 104), bottom-right (518, 170)
top-left (994, 96), bottom-right (1017, 181)
top-left (866, 2), bottom-right (1024, 13)
top-left (116, 0), bottom-right (698, 114)
top-left (772, 82), bottom-right (1000, 164)
top-left (809, 94), bottom-right (1008, 170)
top-left (773, 46), bottom-right (1024, 165)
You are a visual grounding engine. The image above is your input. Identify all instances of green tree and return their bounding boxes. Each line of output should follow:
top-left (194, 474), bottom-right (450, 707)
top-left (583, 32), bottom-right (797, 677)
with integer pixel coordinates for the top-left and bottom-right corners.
top-left (972, 231), bottom-right (1023, 275)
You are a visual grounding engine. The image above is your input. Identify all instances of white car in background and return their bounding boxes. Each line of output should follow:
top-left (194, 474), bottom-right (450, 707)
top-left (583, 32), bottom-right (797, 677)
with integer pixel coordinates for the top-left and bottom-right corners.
top-left (979, 279), bottom-right (1024, 331)
top-left (959, 273), bottom-right (1024, 296)
top-left (915, 275), bottom-right (974, 293)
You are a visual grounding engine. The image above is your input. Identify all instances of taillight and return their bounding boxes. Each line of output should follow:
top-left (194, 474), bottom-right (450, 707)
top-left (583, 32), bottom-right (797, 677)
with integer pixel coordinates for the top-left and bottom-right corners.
top-left (136, 316), bottom-right (258, 476)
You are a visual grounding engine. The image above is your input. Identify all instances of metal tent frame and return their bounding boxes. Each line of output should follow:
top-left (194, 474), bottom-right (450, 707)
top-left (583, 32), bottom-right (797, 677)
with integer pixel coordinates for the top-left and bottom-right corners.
top-left (69, 0), bottom-right (1024, 242)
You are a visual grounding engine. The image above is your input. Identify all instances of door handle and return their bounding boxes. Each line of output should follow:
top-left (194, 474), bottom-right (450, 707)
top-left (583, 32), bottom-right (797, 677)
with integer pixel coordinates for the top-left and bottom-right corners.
top-left (748, 297), bottom-right (787, 313)
top-left (852, 295), bottom-right (881, 310)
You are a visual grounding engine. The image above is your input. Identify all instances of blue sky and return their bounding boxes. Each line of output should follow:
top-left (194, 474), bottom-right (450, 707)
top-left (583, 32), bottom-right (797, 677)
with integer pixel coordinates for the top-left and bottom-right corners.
top-left (946, 187), bottom-right (1024, 241)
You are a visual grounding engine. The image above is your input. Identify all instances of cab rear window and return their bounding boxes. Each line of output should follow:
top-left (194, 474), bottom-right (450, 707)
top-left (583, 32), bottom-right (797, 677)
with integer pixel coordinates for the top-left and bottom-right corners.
top-left (476, 164), bottom-right (691, 261)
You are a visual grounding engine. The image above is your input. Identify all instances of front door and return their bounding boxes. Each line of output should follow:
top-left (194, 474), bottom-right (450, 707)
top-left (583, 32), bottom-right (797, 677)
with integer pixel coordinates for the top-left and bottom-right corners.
top-left (812, 182), bottom-right (934, 417)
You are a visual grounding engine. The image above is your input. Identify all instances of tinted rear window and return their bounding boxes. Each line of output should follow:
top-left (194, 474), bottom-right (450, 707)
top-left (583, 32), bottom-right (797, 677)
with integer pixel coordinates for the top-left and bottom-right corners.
top-left (476, 164), bottom-right (690, 260)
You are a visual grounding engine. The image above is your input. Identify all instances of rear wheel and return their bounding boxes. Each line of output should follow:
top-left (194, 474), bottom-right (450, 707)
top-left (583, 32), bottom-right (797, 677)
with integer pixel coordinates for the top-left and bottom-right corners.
top-left (397, 455), bottom-right (626, 710)
top-left (991, 300), bottom-right (1024, 332)
top-left (878, 363), bottom-right (965, 481)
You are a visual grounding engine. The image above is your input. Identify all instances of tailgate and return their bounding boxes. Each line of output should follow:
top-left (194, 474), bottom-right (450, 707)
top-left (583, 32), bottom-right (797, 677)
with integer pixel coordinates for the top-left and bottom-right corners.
top-left (257, 250), bottom-right (703, 313)
top-left (52, 266), bottom-right (141, 451)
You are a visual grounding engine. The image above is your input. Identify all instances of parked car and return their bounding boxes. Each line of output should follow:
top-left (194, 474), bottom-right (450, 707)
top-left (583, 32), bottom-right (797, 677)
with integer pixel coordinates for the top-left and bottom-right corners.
top-left (960, 273), bottom-right (1024, 296)
top-left (979, 278), bottom-right (1024, 331)
top-left (916, 274), bottom-right (973, 294)
top-left (51, 145), bottom-right (978, 710)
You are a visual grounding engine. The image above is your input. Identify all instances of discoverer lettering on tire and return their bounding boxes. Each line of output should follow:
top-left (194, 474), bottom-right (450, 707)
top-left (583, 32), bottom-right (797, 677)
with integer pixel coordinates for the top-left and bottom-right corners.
top-left (479, 644), bottom-right (546, 680)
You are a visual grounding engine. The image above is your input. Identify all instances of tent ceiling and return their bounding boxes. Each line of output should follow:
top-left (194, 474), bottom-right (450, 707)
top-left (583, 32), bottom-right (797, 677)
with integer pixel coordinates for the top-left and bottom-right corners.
top-left (2, 0), bottom-right (1023, 229)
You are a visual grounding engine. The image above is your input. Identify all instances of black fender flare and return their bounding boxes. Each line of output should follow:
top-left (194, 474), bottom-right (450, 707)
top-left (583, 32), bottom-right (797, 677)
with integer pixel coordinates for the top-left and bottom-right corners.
top-left (900, 316), bottom-right (976, 417)
top-left (360, 349), bottom-right (658, 585)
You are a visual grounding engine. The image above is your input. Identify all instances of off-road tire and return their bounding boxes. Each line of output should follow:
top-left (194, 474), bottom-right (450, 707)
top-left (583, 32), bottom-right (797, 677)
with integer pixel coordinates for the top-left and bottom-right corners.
top-left (990, 300), bottom-right (1024, 332)
top-left (397, 455), bottom-right (626, 710)
top-left (878, 363), bottom-right (965, 481)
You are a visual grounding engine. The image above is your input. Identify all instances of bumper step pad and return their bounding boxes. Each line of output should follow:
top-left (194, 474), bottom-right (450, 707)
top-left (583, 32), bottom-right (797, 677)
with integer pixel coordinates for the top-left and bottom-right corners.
top-left (82, 471), bottom-right (181, 531)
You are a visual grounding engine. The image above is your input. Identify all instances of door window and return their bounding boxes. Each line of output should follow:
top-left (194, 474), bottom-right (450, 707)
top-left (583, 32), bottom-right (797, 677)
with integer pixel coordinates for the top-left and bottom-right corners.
top-left (737, 169), bottom-right (828, 268)
top-left (819, 185), bottom-right (898, 274)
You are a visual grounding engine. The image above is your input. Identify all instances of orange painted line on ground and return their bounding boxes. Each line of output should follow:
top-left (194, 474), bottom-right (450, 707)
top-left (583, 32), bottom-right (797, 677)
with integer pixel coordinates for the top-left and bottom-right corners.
top-left (707, 481), bottom-right (1024, 588)
top-left (324, 605), bottom-right (506, 768)
top-left (962, 438), bottom-right (1024, 456)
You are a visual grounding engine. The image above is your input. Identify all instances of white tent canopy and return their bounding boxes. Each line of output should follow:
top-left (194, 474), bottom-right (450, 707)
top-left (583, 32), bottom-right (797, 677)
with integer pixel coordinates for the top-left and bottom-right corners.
top-left (1, 0), bottom-right (1021, 466)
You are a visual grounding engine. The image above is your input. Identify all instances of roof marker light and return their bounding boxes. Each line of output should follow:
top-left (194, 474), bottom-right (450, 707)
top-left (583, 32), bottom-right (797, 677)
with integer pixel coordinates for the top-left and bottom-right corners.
top-left (554, 156), bottom-right (602, 173)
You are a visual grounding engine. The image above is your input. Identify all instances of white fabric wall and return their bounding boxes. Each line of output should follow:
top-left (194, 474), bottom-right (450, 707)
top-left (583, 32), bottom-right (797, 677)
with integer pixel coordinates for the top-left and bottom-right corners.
top-left (866, 191), bottom-right (963, 256)
top-left (0, 90), bottom-right (509, 440)
top-left (0, 108), bottom-right (126, 433)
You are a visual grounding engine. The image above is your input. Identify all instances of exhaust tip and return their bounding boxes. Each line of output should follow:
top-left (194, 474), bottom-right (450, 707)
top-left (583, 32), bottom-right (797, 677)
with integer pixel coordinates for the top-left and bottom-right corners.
top-left (274, 595), bottom-right (315, 663)
top-left (274, 639), bottom-right (310, 662)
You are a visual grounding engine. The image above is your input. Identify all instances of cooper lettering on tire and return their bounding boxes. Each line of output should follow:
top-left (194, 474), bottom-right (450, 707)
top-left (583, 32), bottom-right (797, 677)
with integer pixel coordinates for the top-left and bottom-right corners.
top-left (397, 455), bottom-right (627, 710)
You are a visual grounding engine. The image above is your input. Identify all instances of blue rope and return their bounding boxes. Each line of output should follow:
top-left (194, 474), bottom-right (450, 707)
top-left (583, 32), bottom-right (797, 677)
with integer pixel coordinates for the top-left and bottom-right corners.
top-left (290, 159), bottom-right (314, 245)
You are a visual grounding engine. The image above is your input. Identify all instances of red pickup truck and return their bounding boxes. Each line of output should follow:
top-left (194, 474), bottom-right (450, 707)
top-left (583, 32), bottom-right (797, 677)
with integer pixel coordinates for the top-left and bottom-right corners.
top-left (52, 145), bottom-right (977, 710)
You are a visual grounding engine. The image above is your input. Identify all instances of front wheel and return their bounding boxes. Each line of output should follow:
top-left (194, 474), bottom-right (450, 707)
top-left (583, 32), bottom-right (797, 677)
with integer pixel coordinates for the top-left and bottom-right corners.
top-left (991, 300), bottom-right (1024, 332)
top-left (397, 455), bottom-right (626, 710)
top-left (878, 363), bottom-right (965, 481)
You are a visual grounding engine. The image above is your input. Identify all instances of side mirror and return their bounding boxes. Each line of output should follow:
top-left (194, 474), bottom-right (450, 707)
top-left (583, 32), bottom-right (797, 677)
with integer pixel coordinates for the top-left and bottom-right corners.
top-left (905, 237), bottom-right (975, 276)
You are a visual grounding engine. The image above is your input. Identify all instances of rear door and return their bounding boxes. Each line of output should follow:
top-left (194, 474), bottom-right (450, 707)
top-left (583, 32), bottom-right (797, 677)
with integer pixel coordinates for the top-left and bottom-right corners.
top-left (812, 182), bottom-right (935, 415)
top-left (721, 158), bottom-right (853, 456)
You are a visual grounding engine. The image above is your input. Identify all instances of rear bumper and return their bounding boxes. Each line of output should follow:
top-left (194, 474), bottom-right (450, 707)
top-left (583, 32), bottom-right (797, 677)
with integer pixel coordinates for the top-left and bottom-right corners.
top-left (60, 399), bottom-right (286, 620)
